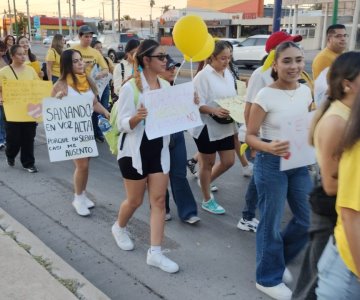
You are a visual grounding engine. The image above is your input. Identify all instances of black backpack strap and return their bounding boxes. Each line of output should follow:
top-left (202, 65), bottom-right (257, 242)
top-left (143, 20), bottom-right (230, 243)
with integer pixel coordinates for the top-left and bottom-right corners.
top-left (120, 62), bottom-right (125, 81)
top-left (9, 65), bottom-right (18, 80)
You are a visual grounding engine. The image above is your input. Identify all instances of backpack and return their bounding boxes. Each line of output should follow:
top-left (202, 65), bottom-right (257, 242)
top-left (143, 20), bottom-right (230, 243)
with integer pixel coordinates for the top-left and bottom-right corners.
top-left (104, 78), bottom-right (140, 155)
top-left (42, 49), bottom-right (56, 81)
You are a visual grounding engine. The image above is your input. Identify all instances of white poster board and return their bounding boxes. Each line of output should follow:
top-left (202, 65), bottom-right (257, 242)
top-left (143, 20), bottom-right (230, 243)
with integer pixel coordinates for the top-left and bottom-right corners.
top-left (144, 82), bottom-right (203, 140)
top-left (90, 65), bottom-right (112, 98)
top-left (42, 96), bottom-right (98, 162)
top-left (314, 67), bottom-right (329, 109)
top-left (280, 112), bottom-right (316, 171)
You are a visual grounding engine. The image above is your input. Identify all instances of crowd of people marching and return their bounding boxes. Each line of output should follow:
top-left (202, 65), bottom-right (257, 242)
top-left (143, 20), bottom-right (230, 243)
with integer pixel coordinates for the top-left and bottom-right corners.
top-left (0, 23), bottom-right (359, 300)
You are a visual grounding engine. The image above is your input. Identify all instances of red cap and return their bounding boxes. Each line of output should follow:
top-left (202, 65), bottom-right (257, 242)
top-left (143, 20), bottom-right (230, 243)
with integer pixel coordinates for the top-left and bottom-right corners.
top-left (265, 31), bottom-right (302, 53)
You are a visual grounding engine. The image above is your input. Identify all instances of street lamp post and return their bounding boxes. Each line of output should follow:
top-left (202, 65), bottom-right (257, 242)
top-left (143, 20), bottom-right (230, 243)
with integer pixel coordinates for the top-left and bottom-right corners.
top-left (273, 0), bottom-right (283, 32)
top-left (73, 0), bottom-right (77, 35)
top-left (26, 0), bottom-right (32, 41)
top-left (58, 0), bottom-right (62, 34)
top-left (332, 0), bottom-right (339, 24)
top-left (7, 0), bottom-right (13, 35)
top-left (12, 0), bottom-right (18, 36)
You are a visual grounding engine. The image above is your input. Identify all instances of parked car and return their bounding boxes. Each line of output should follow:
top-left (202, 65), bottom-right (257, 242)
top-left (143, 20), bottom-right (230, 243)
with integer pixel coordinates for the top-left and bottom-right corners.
top-left (98, 32), bottom-right (140, 62)
top-left (43, 36), bottom-right (54, 45)
top-left (217, 38), bottom-right (242, 47)
top-left (66, 35), bottom-right (98, 48)
top-left (232, 35), bottom-right (269, 68)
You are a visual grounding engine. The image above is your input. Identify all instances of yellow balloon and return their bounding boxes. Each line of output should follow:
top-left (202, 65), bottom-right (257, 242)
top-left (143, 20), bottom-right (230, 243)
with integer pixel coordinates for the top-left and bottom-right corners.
top-left (173, 15), bottom-right (208, 58)
top-left (184, 34), bottom-right (215, 62)
top-left (240, 143), bottom-right (249, 156)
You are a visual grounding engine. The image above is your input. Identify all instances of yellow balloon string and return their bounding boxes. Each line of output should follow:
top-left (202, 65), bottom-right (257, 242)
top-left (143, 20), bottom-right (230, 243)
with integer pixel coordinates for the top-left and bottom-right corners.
top-left (262, 50), bottom-right (275, 72)
top-left (240, 143), bottom-right (249, 156)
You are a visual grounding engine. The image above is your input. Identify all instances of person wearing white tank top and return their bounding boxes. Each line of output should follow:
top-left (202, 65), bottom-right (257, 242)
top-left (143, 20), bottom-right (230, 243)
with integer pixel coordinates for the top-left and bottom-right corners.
top-left (51, 49), bottom-right (110, 217)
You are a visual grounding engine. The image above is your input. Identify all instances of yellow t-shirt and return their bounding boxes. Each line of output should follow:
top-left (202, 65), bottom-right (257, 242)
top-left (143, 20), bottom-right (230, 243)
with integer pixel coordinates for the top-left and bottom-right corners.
top-left (312, 47), bottom-right (339, 80)
top-left (25, 60), bottom-right (42, 77)
top-left (71, 45), bottom-right (108, 76)
top-left (45, 48), bottom-right (61, 77)
top-left (0, 65), bottom-right (39, 83)
top-left (335, 141), bottom-right (360, 277)
top-left (313, 100), bottom-right (350, 165)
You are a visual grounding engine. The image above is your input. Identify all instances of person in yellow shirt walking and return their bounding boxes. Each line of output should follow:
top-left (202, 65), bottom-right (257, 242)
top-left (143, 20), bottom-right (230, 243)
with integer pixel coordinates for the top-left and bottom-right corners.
top-left (45, 34), bottom-right (64, 84)
top-left (316, 92), bottom-right (360, 298)
top-left (312, 24), bottom-right (347, 80)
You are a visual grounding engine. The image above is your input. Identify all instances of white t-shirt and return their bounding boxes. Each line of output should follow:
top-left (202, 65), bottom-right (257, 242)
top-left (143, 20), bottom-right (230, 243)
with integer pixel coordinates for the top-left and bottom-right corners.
top-left (245, 67), bottom-right (273, 103)
top-left (254, 84), bottom-right (312, 140)
top-left (189, 64), bottom-right (237, 141)
top-left (314, 67), bottom-right (329, 109)
top-left (113, 59), bottom-right (133, 95)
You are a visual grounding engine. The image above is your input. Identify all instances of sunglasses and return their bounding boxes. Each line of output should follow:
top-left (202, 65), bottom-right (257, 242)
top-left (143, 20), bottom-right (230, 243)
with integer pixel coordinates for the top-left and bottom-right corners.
top-left (148, 54), bottom-right (167, 61)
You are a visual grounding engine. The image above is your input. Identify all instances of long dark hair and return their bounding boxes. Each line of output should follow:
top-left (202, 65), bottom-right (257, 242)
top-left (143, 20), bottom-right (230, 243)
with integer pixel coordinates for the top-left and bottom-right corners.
top-left (59, 49), bottom-right (97, 94)
top-left (133, 39), bottom-right (160, 92)
top-left (51, 34), bottom-right (64, 55)
top-left (4, 35), bottom-right (15, 48)
top-left (309, 51), bottom-right (360, 145)
top-left (16, 35), bottom-right (36, 62)
top-left (340, 92), bottom-right (360, 151)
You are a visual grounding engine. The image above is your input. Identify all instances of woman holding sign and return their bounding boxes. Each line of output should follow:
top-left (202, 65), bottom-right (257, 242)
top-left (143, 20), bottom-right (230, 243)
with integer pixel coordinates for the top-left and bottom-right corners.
top-left (51, 49), bottom-right (110, 217)
top-left (189, 40), bottom-right (236, 215)
top-left (246, 42), bottom-right (313, 300)
top-left (112, 39), bottom-right (179, 273)
top-left (0, 44), bottom-right (40, 173)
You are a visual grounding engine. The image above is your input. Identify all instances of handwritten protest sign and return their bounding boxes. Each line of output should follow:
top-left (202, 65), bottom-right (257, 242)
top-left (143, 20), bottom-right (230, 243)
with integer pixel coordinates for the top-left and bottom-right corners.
top-left (236, 80), bottom-right (247, 97)
top-left (42, 96), bottom-right (98, 162)
top-left (215, 95), bottom-right (245, 123)
top-left (144, 82), bottom-right (203, 140)
top-left (2, 79), bottom-right (52, 122)
top-left (90, 65), bottom-right (112, 98)
top-left (280, 112), bottom-right (316, 171)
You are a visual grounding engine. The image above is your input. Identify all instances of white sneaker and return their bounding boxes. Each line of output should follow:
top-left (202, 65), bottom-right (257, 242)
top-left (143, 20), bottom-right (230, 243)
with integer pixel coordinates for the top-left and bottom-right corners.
top-left (72, 196), bottom-right (90, 216)
top-left (252, 217), bottom-right (259, 224)
top-left (184, 216), bottom-right (200, 224)
top-left (237, 218), bottom-right (258, 232)
top-left (111, 223), bottom-right (134, 251)
top-left (256, 282), bottom-right (292, 300)
top-left (165, 213), bottom-right (172, 221)
top-left (282, 268), bottom-right (293, 286)
top-left (82, 192), bottom-right (95, 209)
top-left (243, 163), bottom-right (253, 177)
top-left (146, 249), bottom-right (179, 273)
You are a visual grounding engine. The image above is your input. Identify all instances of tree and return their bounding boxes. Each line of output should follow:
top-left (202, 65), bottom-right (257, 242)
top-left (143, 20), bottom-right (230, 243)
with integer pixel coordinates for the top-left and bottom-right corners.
top-left (310, 4), bottom-right (322, 10)
top-left (162, 5), bottom-right (170, 14)
top-left (123, 15), bottom-right (131, 20)
top-left (12, 13), bottom-right (28, 35)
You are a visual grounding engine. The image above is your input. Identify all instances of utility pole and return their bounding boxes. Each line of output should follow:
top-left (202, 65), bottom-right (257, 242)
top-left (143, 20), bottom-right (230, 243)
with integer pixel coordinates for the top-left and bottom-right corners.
top-left (272, 0), bottom-right (282, 32)
top-left (101, 1), bottom-right (105, 21)
top-left (26, 0), bottom-right (32, 41)
top-left (8, 0), bottom-right (13, 35)
top-left (73, 0), bottom-right (77, 35)
top-left (117, 0), bottom-right (120, 32)
top-left (12, 0), bottom-right (18, 36)
top-left (112, 0), bottom-right (115, 33)
top-left (349, 0), bottom-right (360, 50)
top-left (332, 0), bottom-right (339, 24)
top-left (68, 0), bottom-right (72, 37)
top-left (58, 0), bottom-right (62, 34)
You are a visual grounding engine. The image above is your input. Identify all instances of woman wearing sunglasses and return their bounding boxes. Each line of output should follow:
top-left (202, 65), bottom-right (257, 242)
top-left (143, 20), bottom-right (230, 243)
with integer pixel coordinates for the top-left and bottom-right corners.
top-left (111, 40), bottom-right (179, 273)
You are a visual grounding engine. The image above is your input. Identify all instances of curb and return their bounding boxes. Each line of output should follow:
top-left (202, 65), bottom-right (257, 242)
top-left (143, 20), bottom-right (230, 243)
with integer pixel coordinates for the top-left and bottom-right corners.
top-left (0, 208), bottom-right (110, 300)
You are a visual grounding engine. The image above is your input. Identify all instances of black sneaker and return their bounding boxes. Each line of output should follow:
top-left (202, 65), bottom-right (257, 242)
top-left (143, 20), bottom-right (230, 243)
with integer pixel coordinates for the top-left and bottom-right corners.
top-left (186, 158), bottom-right (197, 176)
top-left (95, 136), bottom-right (105, 143)
top-left (23, 166), bottom-right (38, 173)
top-left (7, 158), bottom-right (15, 167)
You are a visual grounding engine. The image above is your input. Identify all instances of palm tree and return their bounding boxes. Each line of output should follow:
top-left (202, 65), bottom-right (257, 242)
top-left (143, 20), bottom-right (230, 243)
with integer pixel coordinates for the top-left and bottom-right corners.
top-left (150, 0), bottom-right (155, 34)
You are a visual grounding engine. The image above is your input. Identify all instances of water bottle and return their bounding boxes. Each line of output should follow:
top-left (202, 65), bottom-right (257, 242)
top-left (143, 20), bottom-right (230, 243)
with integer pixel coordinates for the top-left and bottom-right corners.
top-left (97, 115), bottom-right (111, 134)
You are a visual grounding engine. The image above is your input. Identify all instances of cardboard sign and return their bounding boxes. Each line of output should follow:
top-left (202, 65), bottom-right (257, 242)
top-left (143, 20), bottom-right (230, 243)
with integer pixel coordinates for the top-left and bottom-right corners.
top-left (2, 79), bottom-right (52, 122)
top-left (280, 112), bottom-right (316, 171)
top-left (42, 96), bottom-right (98, 162)
top-left (215, 95), bottom-right (245, 123)
top-left (90, 65), bottom-right (112, 98)
top-left (144, 82), bottom-right (203, 140)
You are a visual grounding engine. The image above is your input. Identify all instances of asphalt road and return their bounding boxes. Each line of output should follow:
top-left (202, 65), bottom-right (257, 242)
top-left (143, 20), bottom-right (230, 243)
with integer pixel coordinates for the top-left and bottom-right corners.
top-left (0, 42), bottom-right (313, 300)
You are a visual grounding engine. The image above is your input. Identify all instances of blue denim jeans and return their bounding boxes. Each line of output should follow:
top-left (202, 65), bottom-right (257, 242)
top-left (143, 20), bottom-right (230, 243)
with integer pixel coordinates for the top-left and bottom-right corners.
top-left (0, 106), bottom-right (5, 144)
top-left (165, 132), bottom-right (198, 220)
top-left (254, 151), bottom-right (312, 286)
top-left (51, 76), bottom-right (59, 84)
top-left (242, 149), bottom-right (257, 220)
top-left (316, 236), bottom-right (360, 299)
top-left (92, 84), bottom-right (110, 138)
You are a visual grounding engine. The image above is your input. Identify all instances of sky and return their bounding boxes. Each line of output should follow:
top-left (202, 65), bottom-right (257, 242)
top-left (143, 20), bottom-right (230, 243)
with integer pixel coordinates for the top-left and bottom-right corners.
top-left (1, 0), bottom-right (273, 21)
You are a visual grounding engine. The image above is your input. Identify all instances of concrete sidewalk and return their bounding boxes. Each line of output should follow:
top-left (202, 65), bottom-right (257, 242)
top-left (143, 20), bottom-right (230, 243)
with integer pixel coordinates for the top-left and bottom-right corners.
top-left (0, 208), bottom-right (110, 300)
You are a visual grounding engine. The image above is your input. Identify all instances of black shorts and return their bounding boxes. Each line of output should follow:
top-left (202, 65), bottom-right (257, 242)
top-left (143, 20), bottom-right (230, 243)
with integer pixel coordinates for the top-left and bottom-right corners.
top-left (194, 126), bottom-right (235, 154)
top-left (118, 132), bottom-right (163, 180)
